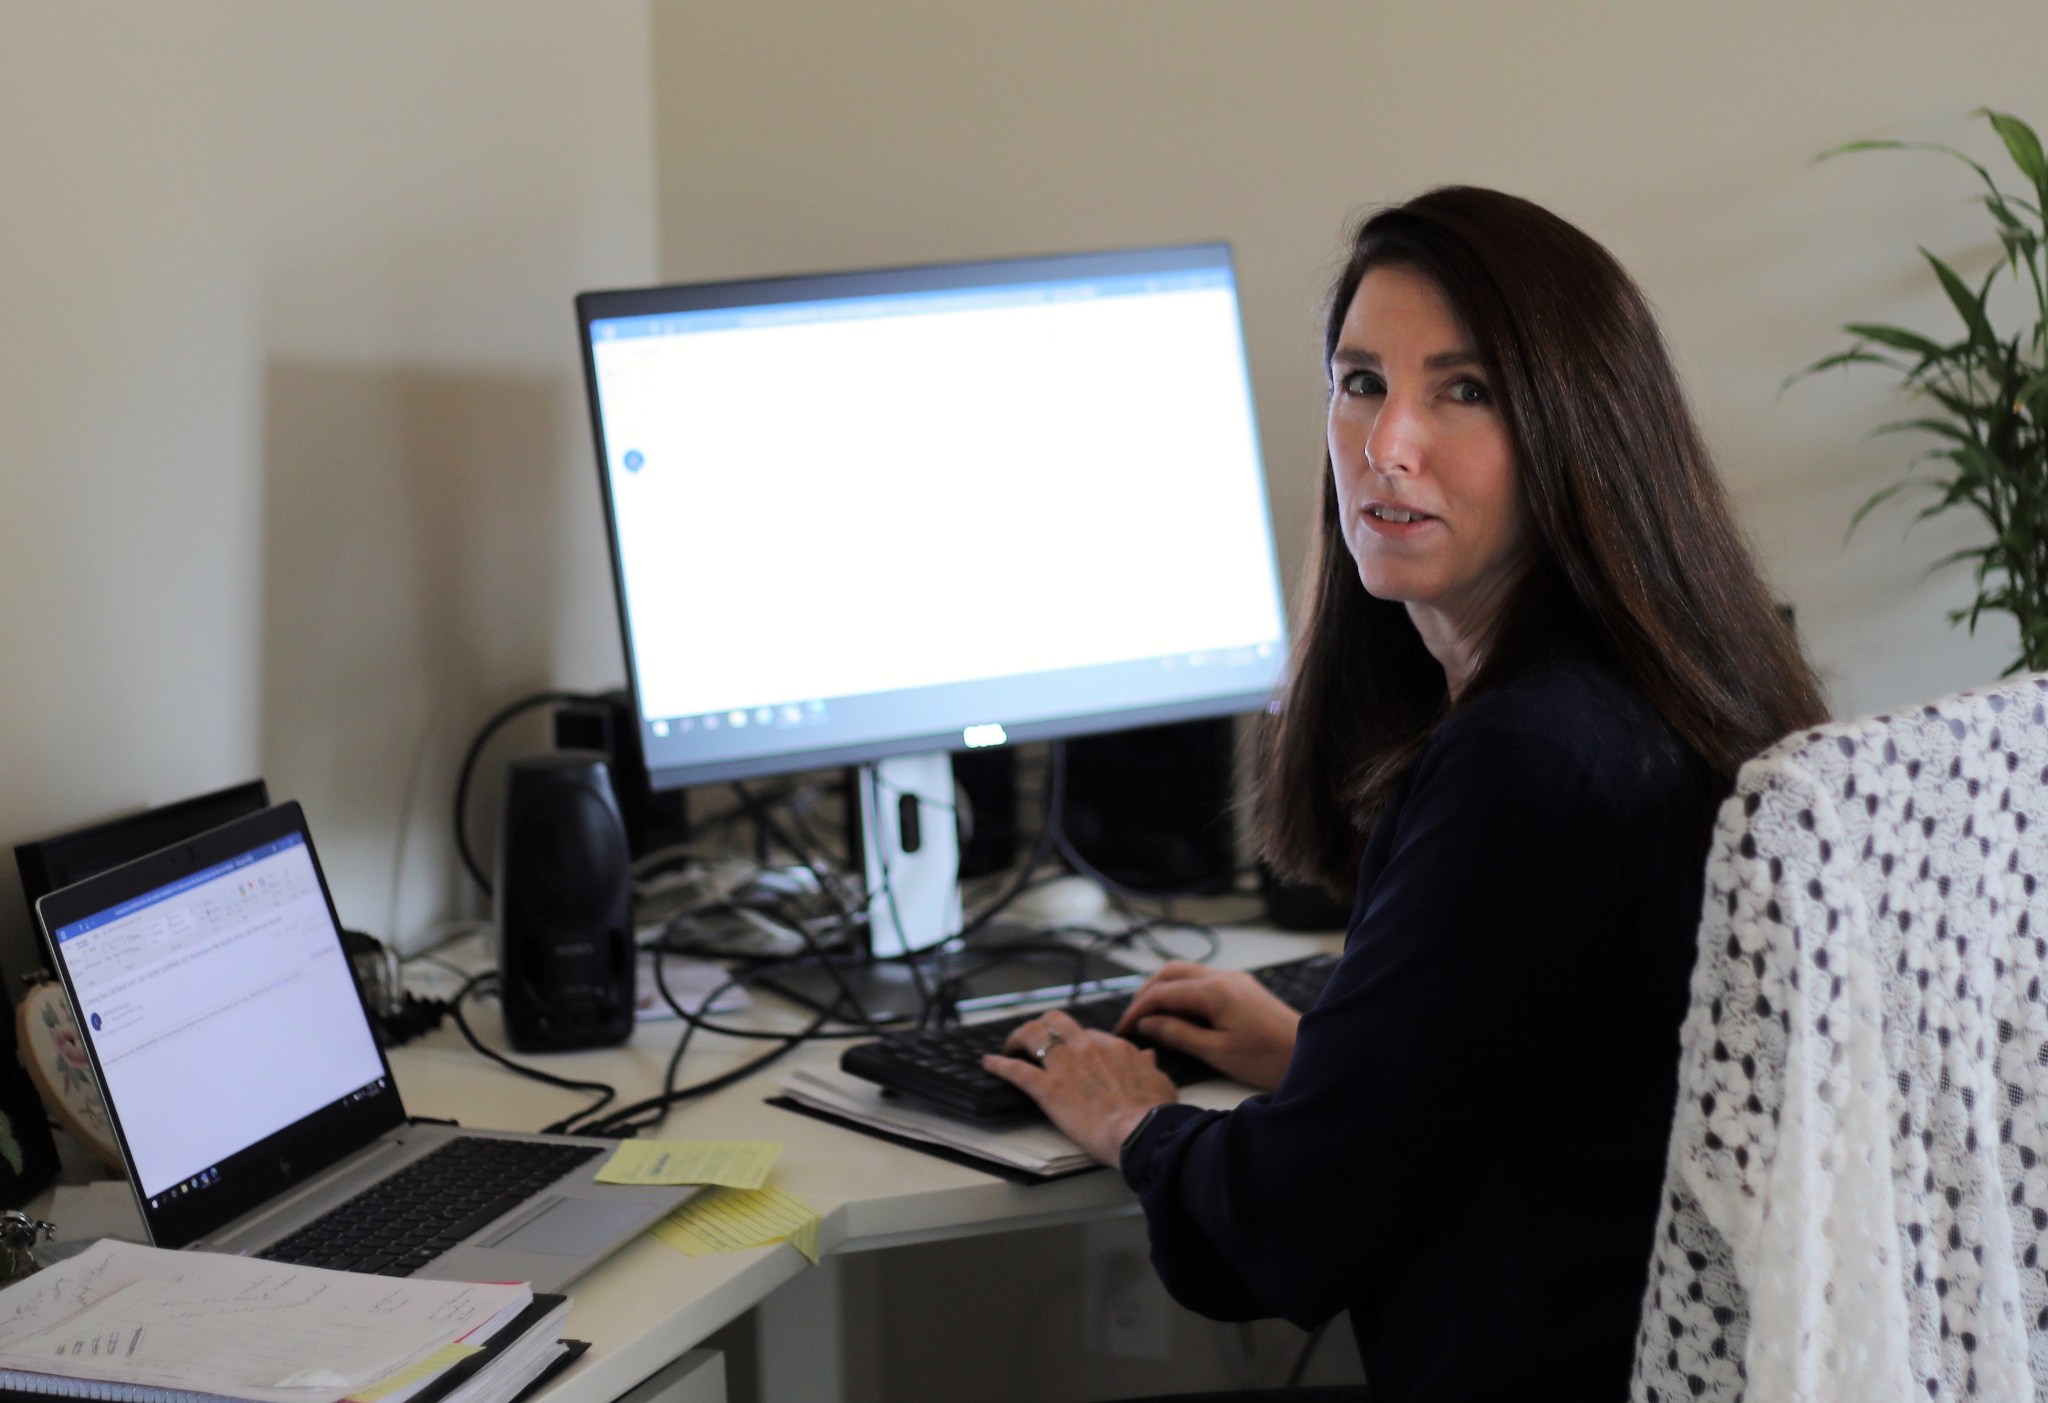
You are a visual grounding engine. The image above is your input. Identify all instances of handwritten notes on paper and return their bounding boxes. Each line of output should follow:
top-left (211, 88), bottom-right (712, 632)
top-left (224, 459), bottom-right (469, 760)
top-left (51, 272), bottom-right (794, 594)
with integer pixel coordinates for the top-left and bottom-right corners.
top-left (0, 1239), bottom-right (529, 1403)
top-left (652, 1187), bottom-right (820, 1264)
top-left (5, 1278), bottom-right (453, 1391)
top-left (597, 1139), bottom-right (781, 1190)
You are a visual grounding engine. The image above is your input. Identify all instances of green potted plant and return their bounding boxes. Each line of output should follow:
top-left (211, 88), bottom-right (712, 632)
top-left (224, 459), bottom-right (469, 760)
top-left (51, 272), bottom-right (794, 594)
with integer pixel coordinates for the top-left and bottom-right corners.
top-left (1796, 108), bottom-right (2048, 674)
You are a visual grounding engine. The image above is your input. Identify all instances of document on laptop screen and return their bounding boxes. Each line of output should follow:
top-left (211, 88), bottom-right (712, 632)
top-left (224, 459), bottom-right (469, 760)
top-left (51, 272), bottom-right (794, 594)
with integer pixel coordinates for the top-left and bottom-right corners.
top-left (49, 833), bottom-right (386, 1199)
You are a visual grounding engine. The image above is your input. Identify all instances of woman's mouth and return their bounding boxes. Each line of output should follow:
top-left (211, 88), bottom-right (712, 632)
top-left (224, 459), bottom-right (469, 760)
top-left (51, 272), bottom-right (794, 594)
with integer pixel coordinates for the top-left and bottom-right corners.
top-left (1363, 503), bottom-right (1437, 534)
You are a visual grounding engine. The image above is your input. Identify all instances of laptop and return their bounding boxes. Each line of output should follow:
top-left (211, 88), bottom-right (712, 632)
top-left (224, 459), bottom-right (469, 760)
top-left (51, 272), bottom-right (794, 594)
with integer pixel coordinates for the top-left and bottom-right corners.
top-left (34, 801), bottom-right (695, 1291)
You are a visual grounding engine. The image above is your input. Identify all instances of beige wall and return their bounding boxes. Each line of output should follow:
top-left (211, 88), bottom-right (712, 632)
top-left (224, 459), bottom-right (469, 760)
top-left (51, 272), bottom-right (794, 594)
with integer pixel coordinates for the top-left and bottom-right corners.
top-left (6, 1), bottom-right (2036, 970)
top-left (652, 0), bottom-right (2046, 725)
top-left (0, 3), bottom-right (655, 981)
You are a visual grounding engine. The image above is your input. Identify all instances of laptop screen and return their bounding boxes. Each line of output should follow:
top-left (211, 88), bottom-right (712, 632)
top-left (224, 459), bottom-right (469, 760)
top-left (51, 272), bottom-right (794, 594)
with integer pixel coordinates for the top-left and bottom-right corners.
top-left (48, 828), bottom-right (387, 1203)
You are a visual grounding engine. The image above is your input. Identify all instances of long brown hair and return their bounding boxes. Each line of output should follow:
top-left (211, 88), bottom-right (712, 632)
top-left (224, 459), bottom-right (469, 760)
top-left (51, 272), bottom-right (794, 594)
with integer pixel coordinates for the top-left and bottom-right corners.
top-left (1256, 186), bottom-right (1827, 894)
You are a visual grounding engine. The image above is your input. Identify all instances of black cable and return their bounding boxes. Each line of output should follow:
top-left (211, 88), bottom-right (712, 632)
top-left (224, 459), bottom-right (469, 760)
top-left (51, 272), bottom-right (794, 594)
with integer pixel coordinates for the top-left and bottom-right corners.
top-left (667, 782), bottom-right (804, 847)
top-left (627, 950), bottom-right (891, 1043)
top-left (444, 972), bottom-right (620, 1130)
top-left (637, 752), bottom-right (1062, 1033)
top-left (780, 779), bottom-right (852, 874)
top-left (725, 783), bottom-right (866, 922)
top-left (569, 953), bottom-right (816, 1135)
top-left (454, 688), bottom-right (604, 896)
top-left (1104, 910), bottom-right (1226, 967)
top-left (570, 957), bottom-right (837, 1136)
top-left (953, 740), bottom-right (1069, 945)
top-left (401, 951), bottom-right (476, 981)
top-left (731, 781), bottom-right (891, 1030)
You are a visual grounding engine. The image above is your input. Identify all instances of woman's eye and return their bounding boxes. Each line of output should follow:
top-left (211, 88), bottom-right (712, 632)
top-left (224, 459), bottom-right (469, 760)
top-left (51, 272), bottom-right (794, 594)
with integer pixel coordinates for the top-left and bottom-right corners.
top-left (1338, 371), bottom-right (1385, 396)
top-left (1449, 378), bottom-right (1491, 405)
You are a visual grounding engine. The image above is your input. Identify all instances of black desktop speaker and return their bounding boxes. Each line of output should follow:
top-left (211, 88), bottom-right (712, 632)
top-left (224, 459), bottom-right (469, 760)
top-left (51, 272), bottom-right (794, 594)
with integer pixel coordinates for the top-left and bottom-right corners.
top-left (495, 752), bottom-right (635, 1051)
top-left (1061, 717), bottom-right (1238, 894)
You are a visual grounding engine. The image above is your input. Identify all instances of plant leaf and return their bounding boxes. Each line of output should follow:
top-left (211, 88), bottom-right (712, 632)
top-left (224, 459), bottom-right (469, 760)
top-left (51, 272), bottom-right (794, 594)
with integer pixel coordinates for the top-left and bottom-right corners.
top-left (2014, 367), bottom-right (2048, 417)
top-left (1952, 440), bottom-right (2009, 484)
top-left (1915, 486), bottom-right (1991, 523)
top-left (1994, 227), bottom-right (2040, 279)
top-left (1921, 247), bottom-right (1999, 350)
top-left (1918, 470), bottom-right (1993, 519)
top-left (1977, 108), bottom-right (2048, 206)
top-left (1781, 348), bottom-right (1907, 392)
top-left (1916, 380), bottom-right (1994, 428)
top-left (1847, 477), bottom-right (1935, 537)
top-left (1927, 546), bottom-right (1994, 572)
top-left (1869, 417), bottom-right (1975, 444)
top-left (1819, 137), bottom-right (2003, 200)
top-left (1842, 321), bottom-right (1948, 359)
top-left (1983, 194), bottom-right (2031, 234)
top-left (1817, 138), bottom-right (1913, 160)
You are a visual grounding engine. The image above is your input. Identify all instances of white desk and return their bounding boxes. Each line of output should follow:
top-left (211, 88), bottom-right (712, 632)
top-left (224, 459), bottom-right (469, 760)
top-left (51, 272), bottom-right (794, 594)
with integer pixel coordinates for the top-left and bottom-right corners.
top-left (387, 923), bottom-right (1335, 1403)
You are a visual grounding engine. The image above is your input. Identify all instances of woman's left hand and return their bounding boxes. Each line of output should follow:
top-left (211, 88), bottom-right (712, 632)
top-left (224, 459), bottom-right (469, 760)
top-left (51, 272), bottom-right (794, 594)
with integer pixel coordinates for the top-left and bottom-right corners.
top-left (982, 1010), bottom-right (1177, 1168)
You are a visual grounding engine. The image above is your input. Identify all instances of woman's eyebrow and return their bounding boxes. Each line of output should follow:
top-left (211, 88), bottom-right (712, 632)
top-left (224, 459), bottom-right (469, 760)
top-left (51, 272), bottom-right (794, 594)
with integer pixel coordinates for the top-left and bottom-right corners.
top-left (1329, 347), bottom-right (1482, 370)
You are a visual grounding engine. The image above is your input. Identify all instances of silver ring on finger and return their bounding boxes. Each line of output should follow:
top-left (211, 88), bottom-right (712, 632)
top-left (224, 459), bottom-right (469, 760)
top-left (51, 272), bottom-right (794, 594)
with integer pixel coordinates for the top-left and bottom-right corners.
top-left (1030, 1028), bottom-right (1066, 1064)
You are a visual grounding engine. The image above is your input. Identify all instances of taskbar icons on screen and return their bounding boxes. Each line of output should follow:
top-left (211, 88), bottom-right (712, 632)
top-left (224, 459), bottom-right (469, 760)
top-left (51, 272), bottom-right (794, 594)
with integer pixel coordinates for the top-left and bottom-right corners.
top-left (151, 1165), bottom-right (222, 1210)
top-left (650, 699), bottom-right (828, 741)
top-left (1158, 641), bottom-right (1276, 673)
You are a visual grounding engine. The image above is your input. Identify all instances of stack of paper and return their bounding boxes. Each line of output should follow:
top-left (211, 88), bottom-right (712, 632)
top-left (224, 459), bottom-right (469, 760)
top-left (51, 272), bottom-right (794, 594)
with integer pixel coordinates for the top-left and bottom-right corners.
top-left (0, 1240), bottom-right (564, 1403)
top-left (780, 1065), bottom-right (1252, 1177)
top-left (364, 1295), bottom-right (571, 1403)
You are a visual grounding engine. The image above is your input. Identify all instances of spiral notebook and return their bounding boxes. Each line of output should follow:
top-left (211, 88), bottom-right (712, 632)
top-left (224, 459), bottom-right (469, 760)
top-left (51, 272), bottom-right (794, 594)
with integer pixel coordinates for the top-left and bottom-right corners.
top-left (0, 1238), bottom-right (549, 1403)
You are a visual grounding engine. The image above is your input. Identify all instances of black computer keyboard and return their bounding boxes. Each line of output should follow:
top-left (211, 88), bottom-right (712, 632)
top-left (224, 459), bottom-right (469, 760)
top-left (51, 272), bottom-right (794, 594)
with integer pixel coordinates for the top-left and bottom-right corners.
top-left (840, 953), bottom-right (1339, 1122)
top-left (259, 1135), bottom-right (603, 1276)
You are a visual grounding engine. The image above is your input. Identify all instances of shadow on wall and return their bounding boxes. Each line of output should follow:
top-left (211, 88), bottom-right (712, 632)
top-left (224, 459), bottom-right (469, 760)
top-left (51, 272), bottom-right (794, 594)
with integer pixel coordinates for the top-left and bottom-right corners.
top-left (258, 361), bottom-right (566, 943)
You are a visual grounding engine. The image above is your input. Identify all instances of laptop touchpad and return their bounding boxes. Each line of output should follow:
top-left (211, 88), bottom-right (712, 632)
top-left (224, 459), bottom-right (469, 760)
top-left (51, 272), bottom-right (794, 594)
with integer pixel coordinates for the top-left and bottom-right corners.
top-left (479, 1196), bottom-right (651, 1256)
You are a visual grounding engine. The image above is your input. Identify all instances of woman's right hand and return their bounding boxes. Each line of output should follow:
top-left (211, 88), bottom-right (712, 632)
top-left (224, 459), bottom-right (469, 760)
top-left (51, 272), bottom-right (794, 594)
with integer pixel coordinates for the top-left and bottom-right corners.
top-left (1114, 961), bottom-right (1302, 1093)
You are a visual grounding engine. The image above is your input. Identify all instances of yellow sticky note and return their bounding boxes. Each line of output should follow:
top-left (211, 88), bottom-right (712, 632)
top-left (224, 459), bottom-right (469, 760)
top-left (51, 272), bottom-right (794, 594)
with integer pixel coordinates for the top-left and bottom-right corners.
top-left (652, 1185), bottom-right (821, 1264)
top-left (597, 1139), bottom-right (782, 1190)
top-left (347, 1344), bottom-right (482, 1402)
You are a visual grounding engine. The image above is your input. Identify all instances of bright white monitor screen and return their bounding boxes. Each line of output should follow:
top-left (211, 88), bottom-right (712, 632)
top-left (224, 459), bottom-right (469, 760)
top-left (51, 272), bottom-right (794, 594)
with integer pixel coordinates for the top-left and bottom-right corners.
top-left (577, 245), bottom-right (1288, 788)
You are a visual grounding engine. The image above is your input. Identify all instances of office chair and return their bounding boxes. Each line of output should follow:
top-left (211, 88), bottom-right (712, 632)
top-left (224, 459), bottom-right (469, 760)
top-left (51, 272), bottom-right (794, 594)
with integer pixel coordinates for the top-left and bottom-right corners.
top-left (1632, 673), bottom-right (2048, 1402)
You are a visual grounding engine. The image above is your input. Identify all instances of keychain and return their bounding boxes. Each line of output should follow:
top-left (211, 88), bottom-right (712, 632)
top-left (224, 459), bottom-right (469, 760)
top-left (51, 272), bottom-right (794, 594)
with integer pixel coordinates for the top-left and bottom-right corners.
top-left (0, 1210), bottom-right (55, 1282)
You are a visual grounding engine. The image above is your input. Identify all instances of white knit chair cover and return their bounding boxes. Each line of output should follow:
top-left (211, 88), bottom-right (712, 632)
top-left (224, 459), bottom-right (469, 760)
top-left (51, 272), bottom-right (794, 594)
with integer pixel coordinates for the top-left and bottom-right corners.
top-left (1631, 673), bottom-right (2048, 1403)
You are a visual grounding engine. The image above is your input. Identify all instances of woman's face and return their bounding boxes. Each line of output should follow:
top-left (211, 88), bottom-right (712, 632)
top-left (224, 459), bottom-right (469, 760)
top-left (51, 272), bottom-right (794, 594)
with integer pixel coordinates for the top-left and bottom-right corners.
top-left (1327, 264), bottom-right (1528, 660)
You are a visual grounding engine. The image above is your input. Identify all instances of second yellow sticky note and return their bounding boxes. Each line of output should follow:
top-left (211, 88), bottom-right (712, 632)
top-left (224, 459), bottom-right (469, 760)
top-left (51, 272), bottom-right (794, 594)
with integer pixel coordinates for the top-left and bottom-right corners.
top-left (653, 1186), bottom-right (821, 1264)
top-left (596, 1139), bottom-right (782, 1190)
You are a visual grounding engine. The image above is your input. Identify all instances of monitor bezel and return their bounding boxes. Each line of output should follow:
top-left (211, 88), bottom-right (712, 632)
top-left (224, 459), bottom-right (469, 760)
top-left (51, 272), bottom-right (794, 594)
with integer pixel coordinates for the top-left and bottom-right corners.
top-left (575, 242), bottom-right (1286, 793)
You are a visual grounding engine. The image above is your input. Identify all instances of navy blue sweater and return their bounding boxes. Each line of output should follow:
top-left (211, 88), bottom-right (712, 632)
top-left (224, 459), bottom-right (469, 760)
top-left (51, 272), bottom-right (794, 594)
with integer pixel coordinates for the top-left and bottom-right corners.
top-left (1122, 647), bottom-right (1713, 1401)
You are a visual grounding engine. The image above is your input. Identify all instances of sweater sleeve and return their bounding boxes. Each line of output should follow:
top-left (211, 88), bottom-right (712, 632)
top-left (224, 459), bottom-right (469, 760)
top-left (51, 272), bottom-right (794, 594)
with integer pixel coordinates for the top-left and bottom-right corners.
top-left (1121, 710), bottom-right (1642, 1328)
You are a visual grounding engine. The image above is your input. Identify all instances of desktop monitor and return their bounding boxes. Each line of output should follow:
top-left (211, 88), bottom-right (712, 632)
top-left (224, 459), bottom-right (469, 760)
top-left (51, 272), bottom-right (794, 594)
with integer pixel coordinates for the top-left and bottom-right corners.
top-left (576, 244), bottom-right (1288, 1011)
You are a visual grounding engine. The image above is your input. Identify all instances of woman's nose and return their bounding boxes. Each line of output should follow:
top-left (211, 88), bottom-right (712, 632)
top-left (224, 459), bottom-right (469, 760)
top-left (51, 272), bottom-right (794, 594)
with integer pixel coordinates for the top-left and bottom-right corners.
top-left (1363, 394), bottom-right (1424, 477)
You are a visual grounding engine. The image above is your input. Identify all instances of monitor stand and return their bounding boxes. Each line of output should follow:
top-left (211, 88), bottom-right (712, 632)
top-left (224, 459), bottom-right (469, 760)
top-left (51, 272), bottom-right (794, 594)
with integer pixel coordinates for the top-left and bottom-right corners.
top-left (761, 752), bottom-right (1137, 1023)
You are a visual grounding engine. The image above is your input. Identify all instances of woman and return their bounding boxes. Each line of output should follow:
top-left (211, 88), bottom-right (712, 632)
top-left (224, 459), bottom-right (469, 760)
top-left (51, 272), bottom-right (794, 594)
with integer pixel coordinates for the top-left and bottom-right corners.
top-left (983, 187), bottom-right (1827, 1401)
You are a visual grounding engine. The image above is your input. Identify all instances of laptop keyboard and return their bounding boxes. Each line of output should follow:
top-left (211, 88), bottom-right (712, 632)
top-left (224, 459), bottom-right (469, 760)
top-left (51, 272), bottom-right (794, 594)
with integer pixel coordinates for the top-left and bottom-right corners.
top-left (840, 953), bottom-right (1339, 1121)
top-left (258, 1135), bottom-right (603, 1277)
